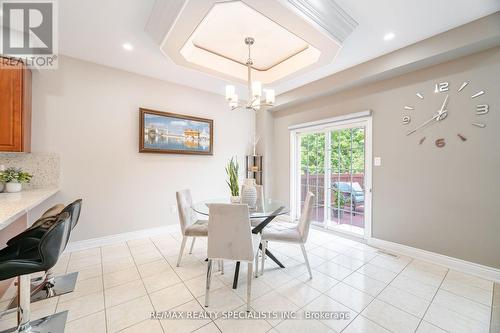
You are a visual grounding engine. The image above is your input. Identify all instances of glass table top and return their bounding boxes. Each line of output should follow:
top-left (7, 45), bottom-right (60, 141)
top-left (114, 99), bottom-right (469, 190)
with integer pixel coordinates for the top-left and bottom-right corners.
top-left (192, 198), bottom-right (289, 219)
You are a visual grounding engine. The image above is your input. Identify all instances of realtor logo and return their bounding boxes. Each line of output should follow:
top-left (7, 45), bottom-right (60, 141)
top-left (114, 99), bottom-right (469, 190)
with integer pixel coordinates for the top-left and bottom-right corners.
top-left (1, 0), bottom-right (58, 68)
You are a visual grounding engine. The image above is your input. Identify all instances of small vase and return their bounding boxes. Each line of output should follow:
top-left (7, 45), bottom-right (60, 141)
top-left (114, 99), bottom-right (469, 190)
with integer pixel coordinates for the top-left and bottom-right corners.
top-left (230, 196), bottom-right (241, 204)
top-left (5, 182), bottom-right (22, 193)
top-left (241, 179), bottom-right (257, 208)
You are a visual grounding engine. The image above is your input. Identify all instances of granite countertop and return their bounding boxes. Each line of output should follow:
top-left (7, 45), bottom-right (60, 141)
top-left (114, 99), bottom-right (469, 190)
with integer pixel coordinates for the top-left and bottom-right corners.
top-left (0, 187), bottom-right (59, 230)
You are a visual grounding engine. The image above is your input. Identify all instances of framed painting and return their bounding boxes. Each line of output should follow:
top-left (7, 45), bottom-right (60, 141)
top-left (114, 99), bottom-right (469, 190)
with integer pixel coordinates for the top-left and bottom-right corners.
top-left (139, 108), bottom-right (213, 155)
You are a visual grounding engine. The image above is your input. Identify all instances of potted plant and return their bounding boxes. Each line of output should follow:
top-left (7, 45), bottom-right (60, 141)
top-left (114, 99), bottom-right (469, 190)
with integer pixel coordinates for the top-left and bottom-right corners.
top-left (225, 157), bottom-right (240, 203)
top-left (332, 189), bottom-right (347, 218)
top-left (0, 167), bottom-right (33, 193)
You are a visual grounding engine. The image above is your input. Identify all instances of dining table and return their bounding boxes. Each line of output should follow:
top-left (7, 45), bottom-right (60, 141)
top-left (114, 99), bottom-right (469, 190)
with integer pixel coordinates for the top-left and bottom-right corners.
top-left (191, 198), bottom-right (289, 289)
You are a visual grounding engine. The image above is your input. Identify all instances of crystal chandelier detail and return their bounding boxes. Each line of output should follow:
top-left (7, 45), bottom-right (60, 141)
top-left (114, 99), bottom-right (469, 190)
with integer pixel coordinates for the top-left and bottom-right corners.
top-left (225, 37), bottom-right (275, 111)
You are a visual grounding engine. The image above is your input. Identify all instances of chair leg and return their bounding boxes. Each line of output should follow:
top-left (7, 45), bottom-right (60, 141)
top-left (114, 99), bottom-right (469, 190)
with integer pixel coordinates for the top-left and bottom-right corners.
top-left (189, 237), bottom-right (196, 254)
top-left (220, 260), bottom-right (224, 275)
top-left (300, 244), bottom-right (313, 279)
top-left (254, 249), bottom-right (259, 278)
top-left (204, 259), bottom-right (213, 307)
top-left (176, 236), bottom-right (188, 267)
top-left (260, 241), bottom-right (267, 276)
top-left (246, 262), bottom-right (252, 312)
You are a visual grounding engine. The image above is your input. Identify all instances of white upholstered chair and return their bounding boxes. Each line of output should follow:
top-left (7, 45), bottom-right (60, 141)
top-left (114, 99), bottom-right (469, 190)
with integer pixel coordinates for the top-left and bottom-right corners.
top-left (176, 189), bottom-right (208, 267)
top-left (260, 192), bottom-right (315, 279)
top-left (205, 204), bottom-right (261, 312)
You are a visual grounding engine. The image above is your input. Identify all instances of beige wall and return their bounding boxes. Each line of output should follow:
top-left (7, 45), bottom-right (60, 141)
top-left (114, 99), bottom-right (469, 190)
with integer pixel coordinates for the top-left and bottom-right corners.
top-left (271, 47), bottom-right (500, 269)
top-left (30, 56), bottom-right (254, 241)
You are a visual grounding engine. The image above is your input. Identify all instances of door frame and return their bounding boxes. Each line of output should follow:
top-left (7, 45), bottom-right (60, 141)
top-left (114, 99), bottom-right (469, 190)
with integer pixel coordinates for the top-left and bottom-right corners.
top-left (289, 111), bottom-right (373, 240)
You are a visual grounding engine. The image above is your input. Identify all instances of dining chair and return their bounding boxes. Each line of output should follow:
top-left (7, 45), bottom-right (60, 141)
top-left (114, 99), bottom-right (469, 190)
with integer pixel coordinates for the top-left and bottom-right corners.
top-left (260, 192), bottom-right (315, 279)
top-left (176, 189), bottom-right (208, 267)
top-left (205, 204), bottom-right (261, 312)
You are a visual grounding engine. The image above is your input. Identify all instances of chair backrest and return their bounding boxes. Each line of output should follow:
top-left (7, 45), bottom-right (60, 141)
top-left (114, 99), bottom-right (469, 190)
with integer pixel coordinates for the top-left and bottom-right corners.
top-left (57, 199), bottom-right (82, 230)
top-left (38, 212), bottom-right (72, 271)
top-left (207, 204), bottom-right (254, 262)
top-left (298, 192), bottom-right (315, 242)
top-left (176, 189), bottom-right (197, 233)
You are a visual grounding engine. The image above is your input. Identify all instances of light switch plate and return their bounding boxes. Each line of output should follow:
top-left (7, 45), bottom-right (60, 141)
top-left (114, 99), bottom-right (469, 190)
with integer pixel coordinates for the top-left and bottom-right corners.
top-left (374, 157), bottom-right (382, 166)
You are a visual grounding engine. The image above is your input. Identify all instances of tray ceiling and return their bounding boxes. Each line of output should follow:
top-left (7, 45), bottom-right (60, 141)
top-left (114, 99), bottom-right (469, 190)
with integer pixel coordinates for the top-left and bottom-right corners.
top-left (154, 0), bottom-right (341, 85)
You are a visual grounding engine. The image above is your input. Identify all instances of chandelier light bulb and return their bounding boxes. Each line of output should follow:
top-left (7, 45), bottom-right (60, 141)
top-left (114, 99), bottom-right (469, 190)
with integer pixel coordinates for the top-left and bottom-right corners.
top-left (229, 94), bottom-right (238, 108)
top-left (265, 89), bottom-right (275, 105)
top-left (252, 81), bottom-right (262, 97)
top-left (225, 85), bottom-right (235, 101)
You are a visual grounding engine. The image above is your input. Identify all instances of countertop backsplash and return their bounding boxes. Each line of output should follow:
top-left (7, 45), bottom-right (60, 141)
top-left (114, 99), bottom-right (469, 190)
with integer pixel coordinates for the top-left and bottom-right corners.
top-left (0, 153), bottom-right (60, 190)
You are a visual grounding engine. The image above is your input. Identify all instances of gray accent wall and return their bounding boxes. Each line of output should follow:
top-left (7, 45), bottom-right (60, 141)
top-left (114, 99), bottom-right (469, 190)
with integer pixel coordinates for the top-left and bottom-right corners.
top-left (270, 47), bottom-right (500, 269)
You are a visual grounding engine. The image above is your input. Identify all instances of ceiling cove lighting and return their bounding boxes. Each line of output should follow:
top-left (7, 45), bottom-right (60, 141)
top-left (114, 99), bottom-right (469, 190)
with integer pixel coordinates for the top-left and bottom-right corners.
top-left (225, 37), bottom-right (275, 111)
top-left (383, 32), bottom-right (395, 41)
top-left (122, 43), bottom-right (134, 51)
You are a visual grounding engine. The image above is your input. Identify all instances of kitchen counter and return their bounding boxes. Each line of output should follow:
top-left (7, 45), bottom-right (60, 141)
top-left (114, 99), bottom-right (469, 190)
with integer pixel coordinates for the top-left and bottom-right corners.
top-left (0, 187), bottom-right (59, 230)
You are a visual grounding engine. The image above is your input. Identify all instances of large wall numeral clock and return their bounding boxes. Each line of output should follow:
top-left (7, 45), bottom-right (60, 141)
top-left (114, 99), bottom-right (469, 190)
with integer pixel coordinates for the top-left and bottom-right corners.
top-left (402, 81), bottom-right (489, 148)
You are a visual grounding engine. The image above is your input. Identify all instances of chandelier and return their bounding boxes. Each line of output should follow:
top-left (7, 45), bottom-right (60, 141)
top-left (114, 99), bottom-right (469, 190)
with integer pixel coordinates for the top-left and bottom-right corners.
top-left (225, 37), bottom-right (275, 111)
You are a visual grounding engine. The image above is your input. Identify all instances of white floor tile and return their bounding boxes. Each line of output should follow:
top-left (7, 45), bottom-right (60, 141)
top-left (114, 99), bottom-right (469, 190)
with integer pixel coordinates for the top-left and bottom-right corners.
top-left (158, 299), bottom-right (211, 333)
top-left (424, 302), bottom-right (489, 333)
top-left (432, 289), bottom-right (491, 324)
top-left (104, 279), bottom-right (147, 308)
top-left (65, 310), bottom-right (106, 333)
top-left (441, 274), bottom-right (493, 306)
top-left (343, 272), bottom-right (386, 296)
top-left (274, 318), bottom-right (333, 332)
top-left (330, 254), bottom-right (366, 270)
top-left (377, 285), bottom-right (430, 318)
top-left (390, 275), bottom-right (438, 301)
top-left (362, 299), bottom-right (420, 333)
top-left (276, 278), bottom-right (322, 307)
top-left (416, 320), bottom-right (448, 333)
top-left (120, 319), bottom-right (163, 333)
top-left (56, 291), bottom-right (105, 322)
top-left (149, 282), bottom-right (194, 312)
top-left (313, 261), bottom-right (353, 280)
top-left (296, 269), bottom-right (339, 293)
top-left (326, 282), bottom-right (373, 312)
top-left (343, 315), bottom-right (391, 333)
top-left (304, 294), bottom-right (357, 332)
top-left (197, 286), bottom-right (245, 314)
top-left (356, 263), bottom-right (398, 284)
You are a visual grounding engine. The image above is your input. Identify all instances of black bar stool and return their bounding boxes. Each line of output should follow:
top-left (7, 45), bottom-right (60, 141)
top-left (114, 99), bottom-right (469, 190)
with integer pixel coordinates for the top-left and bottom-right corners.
top-left (6, 199), bottom-right (82, 305)
top-left (0, 212), bottom-right (72, 333)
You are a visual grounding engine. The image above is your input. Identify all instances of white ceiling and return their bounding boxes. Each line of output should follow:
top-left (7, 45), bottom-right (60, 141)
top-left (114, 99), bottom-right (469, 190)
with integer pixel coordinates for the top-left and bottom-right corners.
top-left (58, 0), bottom-right (500, 98)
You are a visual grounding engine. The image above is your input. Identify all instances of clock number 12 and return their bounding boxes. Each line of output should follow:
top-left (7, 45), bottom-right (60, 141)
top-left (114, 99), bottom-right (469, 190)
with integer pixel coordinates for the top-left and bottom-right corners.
top-left (435, 82), bottom-right (449, 93)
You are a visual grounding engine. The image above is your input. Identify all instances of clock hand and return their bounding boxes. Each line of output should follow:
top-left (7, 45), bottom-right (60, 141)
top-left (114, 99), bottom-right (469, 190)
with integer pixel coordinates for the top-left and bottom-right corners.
top-left (439, 95), bottom-right (449, 113)
top-left (406, 111), bottom-right (442, 136)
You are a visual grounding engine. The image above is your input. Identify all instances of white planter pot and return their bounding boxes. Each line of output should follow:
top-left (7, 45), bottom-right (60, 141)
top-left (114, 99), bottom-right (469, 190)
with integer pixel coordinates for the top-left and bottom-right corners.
top-left (230, 196), bottom-right (241, 204)
top-left (5, 182), bottom-right (22, 193)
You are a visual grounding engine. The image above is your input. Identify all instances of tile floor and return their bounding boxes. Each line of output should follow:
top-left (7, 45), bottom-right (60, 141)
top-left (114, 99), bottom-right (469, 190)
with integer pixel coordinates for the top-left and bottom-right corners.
top-left (0, 227), bottom-right (497, 333)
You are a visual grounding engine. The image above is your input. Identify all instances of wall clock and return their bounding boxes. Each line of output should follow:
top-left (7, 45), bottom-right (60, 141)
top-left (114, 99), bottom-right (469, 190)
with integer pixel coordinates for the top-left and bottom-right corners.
top-left (402, 81), bottom-right (489, 148)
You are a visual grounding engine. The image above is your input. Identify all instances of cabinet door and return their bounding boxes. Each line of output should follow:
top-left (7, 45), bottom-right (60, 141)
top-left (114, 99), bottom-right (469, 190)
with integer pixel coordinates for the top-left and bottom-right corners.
top-left (0, 62), bottom-right (30, 152)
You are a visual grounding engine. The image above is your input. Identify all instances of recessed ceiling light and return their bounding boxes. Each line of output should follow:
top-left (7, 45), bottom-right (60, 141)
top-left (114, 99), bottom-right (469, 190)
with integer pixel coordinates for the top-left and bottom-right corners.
top-left (122, 43), bottom-right (134, 51)
top-left (383, 32), bottom-right (395, 41)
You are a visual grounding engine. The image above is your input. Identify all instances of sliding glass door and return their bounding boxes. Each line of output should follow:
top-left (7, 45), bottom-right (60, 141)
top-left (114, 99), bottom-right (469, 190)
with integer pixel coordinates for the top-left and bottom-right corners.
top-left (293, 117), bottom-right (372, 238)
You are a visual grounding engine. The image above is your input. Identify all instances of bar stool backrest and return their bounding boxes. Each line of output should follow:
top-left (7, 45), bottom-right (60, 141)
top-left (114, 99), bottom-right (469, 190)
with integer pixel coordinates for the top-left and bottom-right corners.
top-left (38, 212), bottom-right (71, 271)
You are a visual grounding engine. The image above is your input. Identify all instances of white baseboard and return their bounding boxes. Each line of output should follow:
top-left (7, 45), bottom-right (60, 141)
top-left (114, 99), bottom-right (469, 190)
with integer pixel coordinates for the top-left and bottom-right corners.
top-left (367, 237), bottom-right (500, 283)
top-left (66, 225), bottom-right (178, 252)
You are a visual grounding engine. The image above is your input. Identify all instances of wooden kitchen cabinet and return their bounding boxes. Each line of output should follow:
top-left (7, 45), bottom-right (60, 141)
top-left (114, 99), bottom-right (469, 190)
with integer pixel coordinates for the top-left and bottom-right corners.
top-left (0, 58), bottom-right (32, 152)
